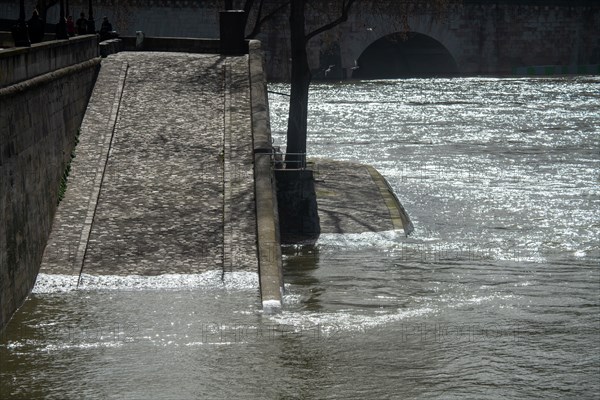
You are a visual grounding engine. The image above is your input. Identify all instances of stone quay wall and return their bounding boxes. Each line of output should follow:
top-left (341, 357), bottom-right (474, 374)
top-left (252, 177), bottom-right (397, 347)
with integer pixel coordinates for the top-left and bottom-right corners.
top-left (0, 35), bottom-right (99, 87)
top-left (0, 36), bottom-right (99, 330)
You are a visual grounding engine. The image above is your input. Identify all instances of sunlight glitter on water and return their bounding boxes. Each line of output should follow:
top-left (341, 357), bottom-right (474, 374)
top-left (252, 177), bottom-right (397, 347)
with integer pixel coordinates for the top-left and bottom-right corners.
top-left (32, 271), bottom-right (260, 294)
top-left (2, 76), bottom-right (598, 400)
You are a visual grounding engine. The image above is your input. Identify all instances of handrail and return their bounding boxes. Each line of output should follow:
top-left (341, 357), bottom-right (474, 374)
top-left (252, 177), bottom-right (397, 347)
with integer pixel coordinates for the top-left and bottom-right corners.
top-left (267, 150), bottom-right (308, 171)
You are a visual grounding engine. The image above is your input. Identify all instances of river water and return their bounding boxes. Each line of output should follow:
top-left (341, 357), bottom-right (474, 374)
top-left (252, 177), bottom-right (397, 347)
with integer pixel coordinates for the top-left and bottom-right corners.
top-left (1, 77), bottom-right (599, 399)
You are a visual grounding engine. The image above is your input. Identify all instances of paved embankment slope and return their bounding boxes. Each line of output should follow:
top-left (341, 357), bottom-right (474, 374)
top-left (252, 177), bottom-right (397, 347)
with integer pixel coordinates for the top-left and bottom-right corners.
top-left (41, 52), bottom-right (259, 278)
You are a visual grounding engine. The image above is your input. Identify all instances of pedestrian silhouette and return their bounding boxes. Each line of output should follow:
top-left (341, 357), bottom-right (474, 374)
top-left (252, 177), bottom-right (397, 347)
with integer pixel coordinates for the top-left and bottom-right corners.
top-left (66, 15), bottom-right (75, 37)
top-left (27, 9), bottom-right (44, 44)
top-left (99, 16), bottom-right (114, 41)
top-left (76, 12), bottom-right (87, 35)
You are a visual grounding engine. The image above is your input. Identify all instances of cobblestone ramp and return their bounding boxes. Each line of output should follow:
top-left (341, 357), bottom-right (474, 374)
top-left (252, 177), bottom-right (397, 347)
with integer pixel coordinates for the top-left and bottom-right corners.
top-left (41, 52), bottom-right (258, 277)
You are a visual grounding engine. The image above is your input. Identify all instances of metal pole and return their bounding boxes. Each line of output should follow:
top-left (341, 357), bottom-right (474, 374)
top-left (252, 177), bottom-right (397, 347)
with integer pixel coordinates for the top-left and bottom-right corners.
top-left (40, 0), bottom-right (46, 22)
top-left (40, 0), bottom-right (47, 41)
top-left (87, 0), bottom-right (96, 33)
top-left (56, 0), bottom-right (68, 39)
top-left (11, 0), bottom-right (31, 47)
top-left (220, 10), bottom-right (246, 54)
top-left (19, 0), bottom-right (25, 21)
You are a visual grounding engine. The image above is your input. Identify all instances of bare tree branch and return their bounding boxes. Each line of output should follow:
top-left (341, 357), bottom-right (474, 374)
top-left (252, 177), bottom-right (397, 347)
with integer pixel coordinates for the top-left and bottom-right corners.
top-left (246, 0), bottom-right (291, 39)
top-left (305, 0), bottom-right (358, 43)
top-left (243, 0), bottom-right (256, 14)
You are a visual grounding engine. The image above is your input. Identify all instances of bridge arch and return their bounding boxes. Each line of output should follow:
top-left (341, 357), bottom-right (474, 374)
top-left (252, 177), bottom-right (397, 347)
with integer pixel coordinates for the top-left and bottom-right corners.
top-left (337, 12), bottom-right (464, 79)
top-left (351, 32), bottom-right (459, 79)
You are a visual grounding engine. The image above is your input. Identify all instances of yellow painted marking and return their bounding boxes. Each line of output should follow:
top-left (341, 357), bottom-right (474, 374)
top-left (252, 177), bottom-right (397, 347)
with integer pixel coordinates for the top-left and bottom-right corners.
top-left (365, 165), bottom-right (410, 232)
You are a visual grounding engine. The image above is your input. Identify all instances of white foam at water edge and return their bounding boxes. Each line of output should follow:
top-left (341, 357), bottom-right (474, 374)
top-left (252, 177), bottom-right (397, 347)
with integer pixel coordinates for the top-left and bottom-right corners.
top-left (268, 306), bottom-right (435, 335)
top-left (31, 274), bottom-right (79, 293)
top-left (316, 230), bottom-right (405, 248)
top-left (262, 299), bottom-right (282, 314)
top-left (32, 271), bottom-right (259, 294)
top-left (269, 291), bottom-right (514, 334)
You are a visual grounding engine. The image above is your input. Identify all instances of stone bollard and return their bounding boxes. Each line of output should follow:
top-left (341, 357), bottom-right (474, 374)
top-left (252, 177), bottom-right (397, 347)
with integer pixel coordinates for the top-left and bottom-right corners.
top-left (136, 31), bottom-right (145, 50)
top-left (219, 10), bottom-right (246, 55)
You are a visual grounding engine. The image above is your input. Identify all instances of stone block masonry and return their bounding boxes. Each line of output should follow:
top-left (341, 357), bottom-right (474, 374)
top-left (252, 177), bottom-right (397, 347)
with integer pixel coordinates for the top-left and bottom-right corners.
top-left (39, 58), bottom-right (129, 278)
top-left (0, 35), bottom-right (99, 88)
top-left (39, 50), bottom-right (267, 286)
top-left (0, 38), bottom-right (100, 331)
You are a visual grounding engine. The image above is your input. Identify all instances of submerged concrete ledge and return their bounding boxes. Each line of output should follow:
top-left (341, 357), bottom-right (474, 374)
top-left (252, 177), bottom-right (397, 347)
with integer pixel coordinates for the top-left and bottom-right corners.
top-left (365, 165), bottom-right (414, 235)
top-left (312, 159), bottom-right (413, 236)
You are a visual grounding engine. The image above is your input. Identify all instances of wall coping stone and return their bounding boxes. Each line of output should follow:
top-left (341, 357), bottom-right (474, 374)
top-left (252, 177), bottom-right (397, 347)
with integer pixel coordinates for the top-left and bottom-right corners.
top-left (249, 39), bottom-right (284, 312)
top-left (0, 58), bottom-right (100, 99)
top-left (0, 35), bottom-right (99, 88)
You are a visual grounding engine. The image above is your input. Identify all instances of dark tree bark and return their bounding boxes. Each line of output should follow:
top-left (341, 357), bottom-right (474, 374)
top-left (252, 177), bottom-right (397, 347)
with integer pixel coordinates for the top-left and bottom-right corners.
top-left (285, 0), bottom-right (357, 167)
top-left (285, 0), bottom-right (311, 168)
top-left (37, 0), bottom-right (55, 22)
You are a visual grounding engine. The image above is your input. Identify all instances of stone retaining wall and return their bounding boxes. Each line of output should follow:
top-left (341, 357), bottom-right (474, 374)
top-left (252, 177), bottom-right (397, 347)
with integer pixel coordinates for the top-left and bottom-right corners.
top-left (0, 35), bottom-right (98, 87)
top-left (0, 39), bottom-right (99, 331)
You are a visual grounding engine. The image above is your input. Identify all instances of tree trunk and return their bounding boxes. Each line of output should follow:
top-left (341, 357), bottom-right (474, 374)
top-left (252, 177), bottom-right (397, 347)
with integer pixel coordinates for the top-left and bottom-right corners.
top-left (285, 0), bottom-right (311, 169)
top-left (38, 0), bottom-right (57, 22)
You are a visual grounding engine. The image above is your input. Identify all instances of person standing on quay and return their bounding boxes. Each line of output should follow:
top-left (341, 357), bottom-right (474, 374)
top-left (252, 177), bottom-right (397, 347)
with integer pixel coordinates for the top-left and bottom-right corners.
top-left (99, 16), bottom-right (113, 40)
top-left (66, 15), bottom-right (75, 37)
top-left (27, 9), bottom-right (44, 43)
top-left (76, 12), bottom-right (87, 35)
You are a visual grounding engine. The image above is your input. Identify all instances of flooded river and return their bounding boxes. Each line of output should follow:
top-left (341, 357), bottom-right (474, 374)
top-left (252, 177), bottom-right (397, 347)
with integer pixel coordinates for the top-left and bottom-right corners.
top-left (1, 76), bottom-right (599, 399)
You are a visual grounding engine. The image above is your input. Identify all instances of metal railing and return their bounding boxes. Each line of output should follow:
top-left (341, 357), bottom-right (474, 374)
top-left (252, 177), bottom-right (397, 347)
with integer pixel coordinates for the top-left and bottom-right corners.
top-left (269, 149), bottom-right (308, 171)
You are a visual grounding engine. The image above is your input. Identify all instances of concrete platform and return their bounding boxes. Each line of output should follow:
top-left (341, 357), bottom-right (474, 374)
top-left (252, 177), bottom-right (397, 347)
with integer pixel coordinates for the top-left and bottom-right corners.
top-left (312, 159), bottom-right (413, 235)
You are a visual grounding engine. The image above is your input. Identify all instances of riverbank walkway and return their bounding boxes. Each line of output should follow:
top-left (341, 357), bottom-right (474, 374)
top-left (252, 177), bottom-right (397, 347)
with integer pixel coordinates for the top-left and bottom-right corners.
top-left (40, 51), bottom-right (261, 279)
top-left (38, 47), bottom-right (412, 310)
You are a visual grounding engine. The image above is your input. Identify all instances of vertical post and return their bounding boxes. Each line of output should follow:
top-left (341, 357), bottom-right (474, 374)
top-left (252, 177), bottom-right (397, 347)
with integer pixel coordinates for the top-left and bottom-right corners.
top-left (56, 0), bottom-right (68, 39)
top-left (40, 0), bottom-right (46, 22)
top-left (11, 0), bottom-right (31, 47)
top-left (40, 0), bottom-right (47, 41)
top-left (66, 0), bottom-right (70, 19)
top-left (18, 0), bottom-right (25, 24)
top-left (220, 10), bottom-right (246, 54)
top-left (87, 0), bottom-right (96, 33)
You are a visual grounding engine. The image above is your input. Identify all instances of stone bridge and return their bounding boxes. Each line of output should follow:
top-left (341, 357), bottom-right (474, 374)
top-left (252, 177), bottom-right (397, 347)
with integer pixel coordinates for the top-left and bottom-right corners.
top-left (1, 0), bottom-right (597, 80)
top-left (326, 0), bottom-right (600, 79)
